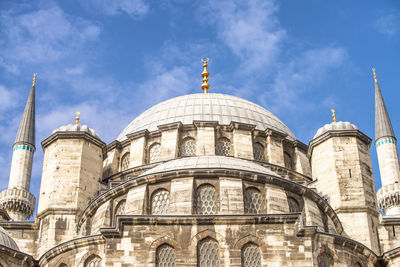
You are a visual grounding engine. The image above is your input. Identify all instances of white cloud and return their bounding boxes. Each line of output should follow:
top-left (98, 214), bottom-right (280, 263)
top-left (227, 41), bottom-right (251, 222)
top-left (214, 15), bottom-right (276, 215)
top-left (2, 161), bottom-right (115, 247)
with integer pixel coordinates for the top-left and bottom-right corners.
top-left (374, 10), bottom-right (399, 37)
top-left (84, 0), bottom-right (149, 17)
top-left (0, 5), bottom-right (101, 70)
top-left (0, 85), bottom-right (17, 112)
top-left (203, 0), bottom-right (285, 73)
top-left (266, 47), bottom-right (348, 111)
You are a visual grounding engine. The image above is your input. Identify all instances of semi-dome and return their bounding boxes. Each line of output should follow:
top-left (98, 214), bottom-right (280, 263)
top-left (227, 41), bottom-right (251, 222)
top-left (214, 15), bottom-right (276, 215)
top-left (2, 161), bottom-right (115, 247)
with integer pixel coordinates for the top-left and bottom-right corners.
top-left (313, 121), bottom-right (358, 139)
top-left (117, 93), bottom-right (296, 141)
top-left (0, 227), bottom-right (19, 251)
top-left (52, 124), bottom-right (99, 138)
top-left (141, 156), bottom-right (277, 177)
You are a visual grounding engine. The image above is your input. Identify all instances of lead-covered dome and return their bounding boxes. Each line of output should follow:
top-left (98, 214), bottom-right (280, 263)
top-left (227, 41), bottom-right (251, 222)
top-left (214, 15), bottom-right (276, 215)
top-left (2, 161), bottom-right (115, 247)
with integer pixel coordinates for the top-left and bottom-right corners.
top-left (117, 93), bottom-right (296, 141)
top-left (0, 226), bottom-right (19, 251)
top-left (313, 121), bottom-right (358, 139)
top-left (52, 124), bottom-right (100, 139)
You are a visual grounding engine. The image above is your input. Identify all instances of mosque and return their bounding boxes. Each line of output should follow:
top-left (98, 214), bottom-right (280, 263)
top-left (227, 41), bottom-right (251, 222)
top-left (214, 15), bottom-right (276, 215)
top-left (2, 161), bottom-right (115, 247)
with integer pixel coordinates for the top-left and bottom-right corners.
top-left (0, 60), bottom-right (399, 266)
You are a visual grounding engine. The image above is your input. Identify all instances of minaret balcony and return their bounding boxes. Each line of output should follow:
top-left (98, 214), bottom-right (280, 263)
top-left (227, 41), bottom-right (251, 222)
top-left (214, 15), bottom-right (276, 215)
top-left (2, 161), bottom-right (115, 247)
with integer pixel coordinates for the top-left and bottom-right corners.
top-left (377, 182), bottom-right (400, 214)
top-left (0, 187), bottom-right (36, 220)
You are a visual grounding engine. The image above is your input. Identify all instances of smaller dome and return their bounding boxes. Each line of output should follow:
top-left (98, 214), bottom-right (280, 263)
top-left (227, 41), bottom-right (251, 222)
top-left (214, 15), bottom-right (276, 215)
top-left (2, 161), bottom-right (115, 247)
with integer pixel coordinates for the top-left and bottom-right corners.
top-left (0, 227), bottom-right (19, 251)
top-left (52, 124), bottom-right (100, 139)
top-left (314, 121), bottom-right (358, 139)
top-left (141, 156), bottom-right (277, 177)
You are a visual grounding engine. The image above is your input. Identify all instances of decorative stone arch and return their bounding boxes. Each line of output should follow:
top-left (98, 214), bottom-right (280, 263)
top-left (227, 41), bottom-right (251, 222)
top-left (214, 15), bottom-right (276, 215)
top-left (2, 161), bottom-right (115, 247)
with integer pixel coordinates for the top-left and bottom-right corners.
top-left (53, 257), bottom-right (70, 267)
top-left (233, 234), bottom-right (267, 254)
top-left (147, 235), bottom-right (178, 265)
top-left (314, 244), bottom-right (338, 267)
top-left (78, 250), bottom-right (105, 267)
top-left (149, 235), bottom-right (178, 252)
top-left (190, 229), bottom-right (225, 247)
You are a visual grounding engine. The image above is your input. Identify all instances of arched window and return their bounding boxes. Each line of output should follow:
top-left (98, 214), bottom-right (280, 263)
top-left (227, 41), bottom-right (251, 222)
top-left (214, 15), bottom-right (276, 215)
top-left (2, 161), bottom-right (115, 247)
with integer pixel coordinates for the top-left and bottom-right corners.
top-left (115, 200), bottom-right (126, 216)
top-left (198, 238), bottom-right (219, 267)
top-left (84, 255), bottom-right (102, 267)
top-left (287, 197), bottom-right (300, 212)
top-left (241, 242), bottom-right (262, 267)
top-left (149, 143), bottom-right (161, 163)
top-left (244, 188), bottom-right (262, 214)
top-left (121, 153), bottom-right (130, 171)
top-left (151, 189), bottom-right (170, 215)
top-left (180, 138), bottom-right (196, 157)
top-left (284, 152), bottom-right (293, 169)
top-left (354, 263), bottom-right (362, 267)
top-left (253, 143), bottom-right (265, 161)
top-left (58, 264), bottom-right (68, 267)
top-left (215, 137), bottom-right (232, 156)
top-left (317, 253), bottom-right (333, 267)
top-left (196, 184), bottom-right (217, 215)
top-left (156, 244), bottom-right (176, 267)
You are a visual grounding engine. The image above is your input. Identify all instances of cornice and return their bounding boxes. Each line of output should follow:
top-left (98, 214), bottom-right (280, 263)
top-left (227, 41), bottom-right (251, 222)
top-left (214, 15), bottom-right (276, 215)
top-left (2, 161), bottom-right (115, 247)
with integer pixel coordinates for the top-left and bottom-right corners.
top-left (308, 130), bottom-right (372, 158)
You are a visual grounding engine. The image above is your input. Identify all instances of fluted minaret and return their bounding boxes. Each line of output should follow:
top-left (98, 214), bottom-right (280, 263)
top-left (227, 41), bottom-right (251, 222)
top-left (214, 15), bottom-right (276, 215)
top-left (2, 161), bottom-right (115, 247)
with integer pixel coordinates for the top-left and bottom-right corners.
top-left (374, 69), bottom-right (400, 216)
top-left (0, 74), bottom-right (37, 220)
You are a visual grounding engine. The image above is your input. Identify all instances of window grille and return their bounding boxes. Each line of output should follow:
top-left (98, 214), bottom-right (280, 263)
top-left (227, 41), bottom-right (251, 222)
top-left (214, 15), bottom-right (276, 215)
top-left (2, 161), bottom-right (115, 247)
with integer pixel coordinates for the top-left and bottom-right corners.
top-left (84, 255), bottom-right (102, 267)
top-left (151, 189), bottom-right (170, 215)
top-left (156, 244), bottom-right (176, 267)
top-left (215, 138), bottom-right (232, 156)
top-left (121, 153), bottom-right (130, 171)
top-left (196, 184), bottom-right (217, 215)
top-left (198, 238), bottom-right (219, 267)
top-left (253, 143), bottom-right (265, 161)
top-left (288, 197), bottom-right (300, 212)
top-left (149, 143), bottom-right (161, 163)
top-left (181, 138), bottom-right (196, 157)
top-left (244, 188), bottom-right (262, 214)
top-left (241, 243), bottom-right (262, 267)
top-left (115, 200), bottom-right (126, 215)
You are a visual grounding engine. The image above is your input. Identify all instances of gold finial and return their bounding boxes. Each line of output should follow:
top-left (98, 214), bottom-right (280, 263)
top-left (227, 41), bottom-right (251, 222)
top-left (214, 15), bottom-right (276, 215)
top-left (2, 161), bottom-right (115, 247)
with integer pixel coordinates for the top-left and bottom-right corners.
top-left (331, 109), bottom-right (337, 122)
top-left (32, 73), bottom-right (37, 87)
top-left (75, 111), bottom-right (80, 125)
top-left (372, 68), bottom-right (377, 82)
top-left (201, 57), bottom-right (210, 93)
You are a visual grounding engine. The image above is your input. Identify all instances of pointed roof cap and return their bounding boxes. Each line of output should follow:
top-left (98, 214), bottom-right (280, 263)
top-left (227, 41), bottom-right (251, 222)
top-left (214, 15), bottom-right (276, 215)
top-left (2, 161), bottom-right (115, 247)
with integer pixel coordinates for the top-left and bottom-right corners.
top-left (14, 75), bottom-right (36, 147)
top-left (374, 69), bottom-right (395, 141)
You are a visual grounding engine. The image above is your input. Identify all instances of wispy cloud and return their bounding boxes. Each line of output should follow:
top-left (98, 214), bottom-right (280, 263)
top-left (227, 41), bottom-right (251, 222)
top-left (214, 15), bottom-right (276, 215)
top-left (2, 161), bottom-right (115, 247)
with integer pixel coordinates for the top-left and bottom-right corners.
top-left (203, 0), bottom-right (285, 74)
top-left (373, 10), bottom-right (400, 37)
top-left (267, 47), bottom-right (347, 111)
top-left (84, 0), bottom-right (149, 17)
top-left (0, 5), bottom-right (101, 70)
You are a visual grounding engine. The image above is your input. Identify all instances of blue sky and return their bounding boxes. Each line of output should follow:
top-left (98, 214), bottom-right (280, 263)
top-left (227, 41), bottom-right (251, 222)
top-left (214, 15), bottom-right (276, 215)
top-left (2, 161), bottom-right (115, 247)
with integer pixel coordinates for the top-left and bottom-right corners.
top-left (0, 0), bottom-right (399, 215)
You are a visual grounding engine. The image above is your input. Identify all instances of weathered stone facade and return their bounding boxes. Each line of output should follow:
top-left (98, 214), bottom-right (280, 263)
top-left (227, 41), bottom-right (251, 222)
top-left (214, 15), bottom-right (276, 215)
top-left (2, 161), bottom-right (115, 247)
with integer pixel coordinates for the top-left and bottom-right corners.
top-left (0, 89), bottom-right (399, 266)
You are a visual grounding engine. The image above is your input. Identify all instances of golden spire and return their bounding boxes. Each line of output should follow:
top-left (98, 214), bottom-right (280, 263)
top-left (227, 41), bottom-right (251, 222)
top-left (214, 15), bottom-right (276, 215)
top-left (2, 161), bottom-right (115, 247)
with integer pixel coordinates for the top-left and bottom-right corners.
top-left (372, 68), bottom-right (377, 82)
top-left (331, 109), bottom-right (337, 122)
top-left (201, 57), bottom-right (210, 93)
top-left (75, 111), bottom-right (80, 125)
top-left (32, 73), bottom-right (37, 87)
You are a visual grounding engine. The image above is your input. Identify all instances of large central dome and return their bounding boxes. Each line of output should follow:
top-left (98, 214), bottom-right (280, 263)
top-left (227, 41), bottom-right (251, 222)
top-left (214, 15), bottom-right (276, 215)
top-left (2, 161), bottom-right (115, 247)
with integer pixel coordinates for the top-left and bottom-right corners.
top-left (117, 93), bottom-right (296, 141)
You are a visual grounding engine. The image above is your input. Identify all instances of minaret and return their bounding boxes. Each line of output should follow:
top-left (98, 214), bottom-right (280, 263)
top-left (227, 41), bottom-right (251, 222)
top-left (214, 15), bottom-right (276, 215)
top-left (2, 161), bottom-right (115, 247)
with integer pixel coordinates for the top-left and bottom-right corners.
top-left (0, 74), bottom-right (37, 220)
top-left (374, 69), bottom-right (400, 216)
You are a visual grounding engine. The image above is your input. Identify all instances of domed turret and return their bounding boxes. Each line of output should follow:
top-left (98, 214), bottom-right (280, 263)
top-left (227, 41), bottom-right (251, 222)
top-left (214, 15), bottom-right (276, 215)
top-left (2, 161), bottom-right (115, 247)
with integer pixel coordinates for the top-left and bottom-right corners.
top-left (313, 121), bottom-right (358, 139)
top-left (309, 111), bottom-right (379, 252)
top-left (36, 112), bottom-right (106, 255)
